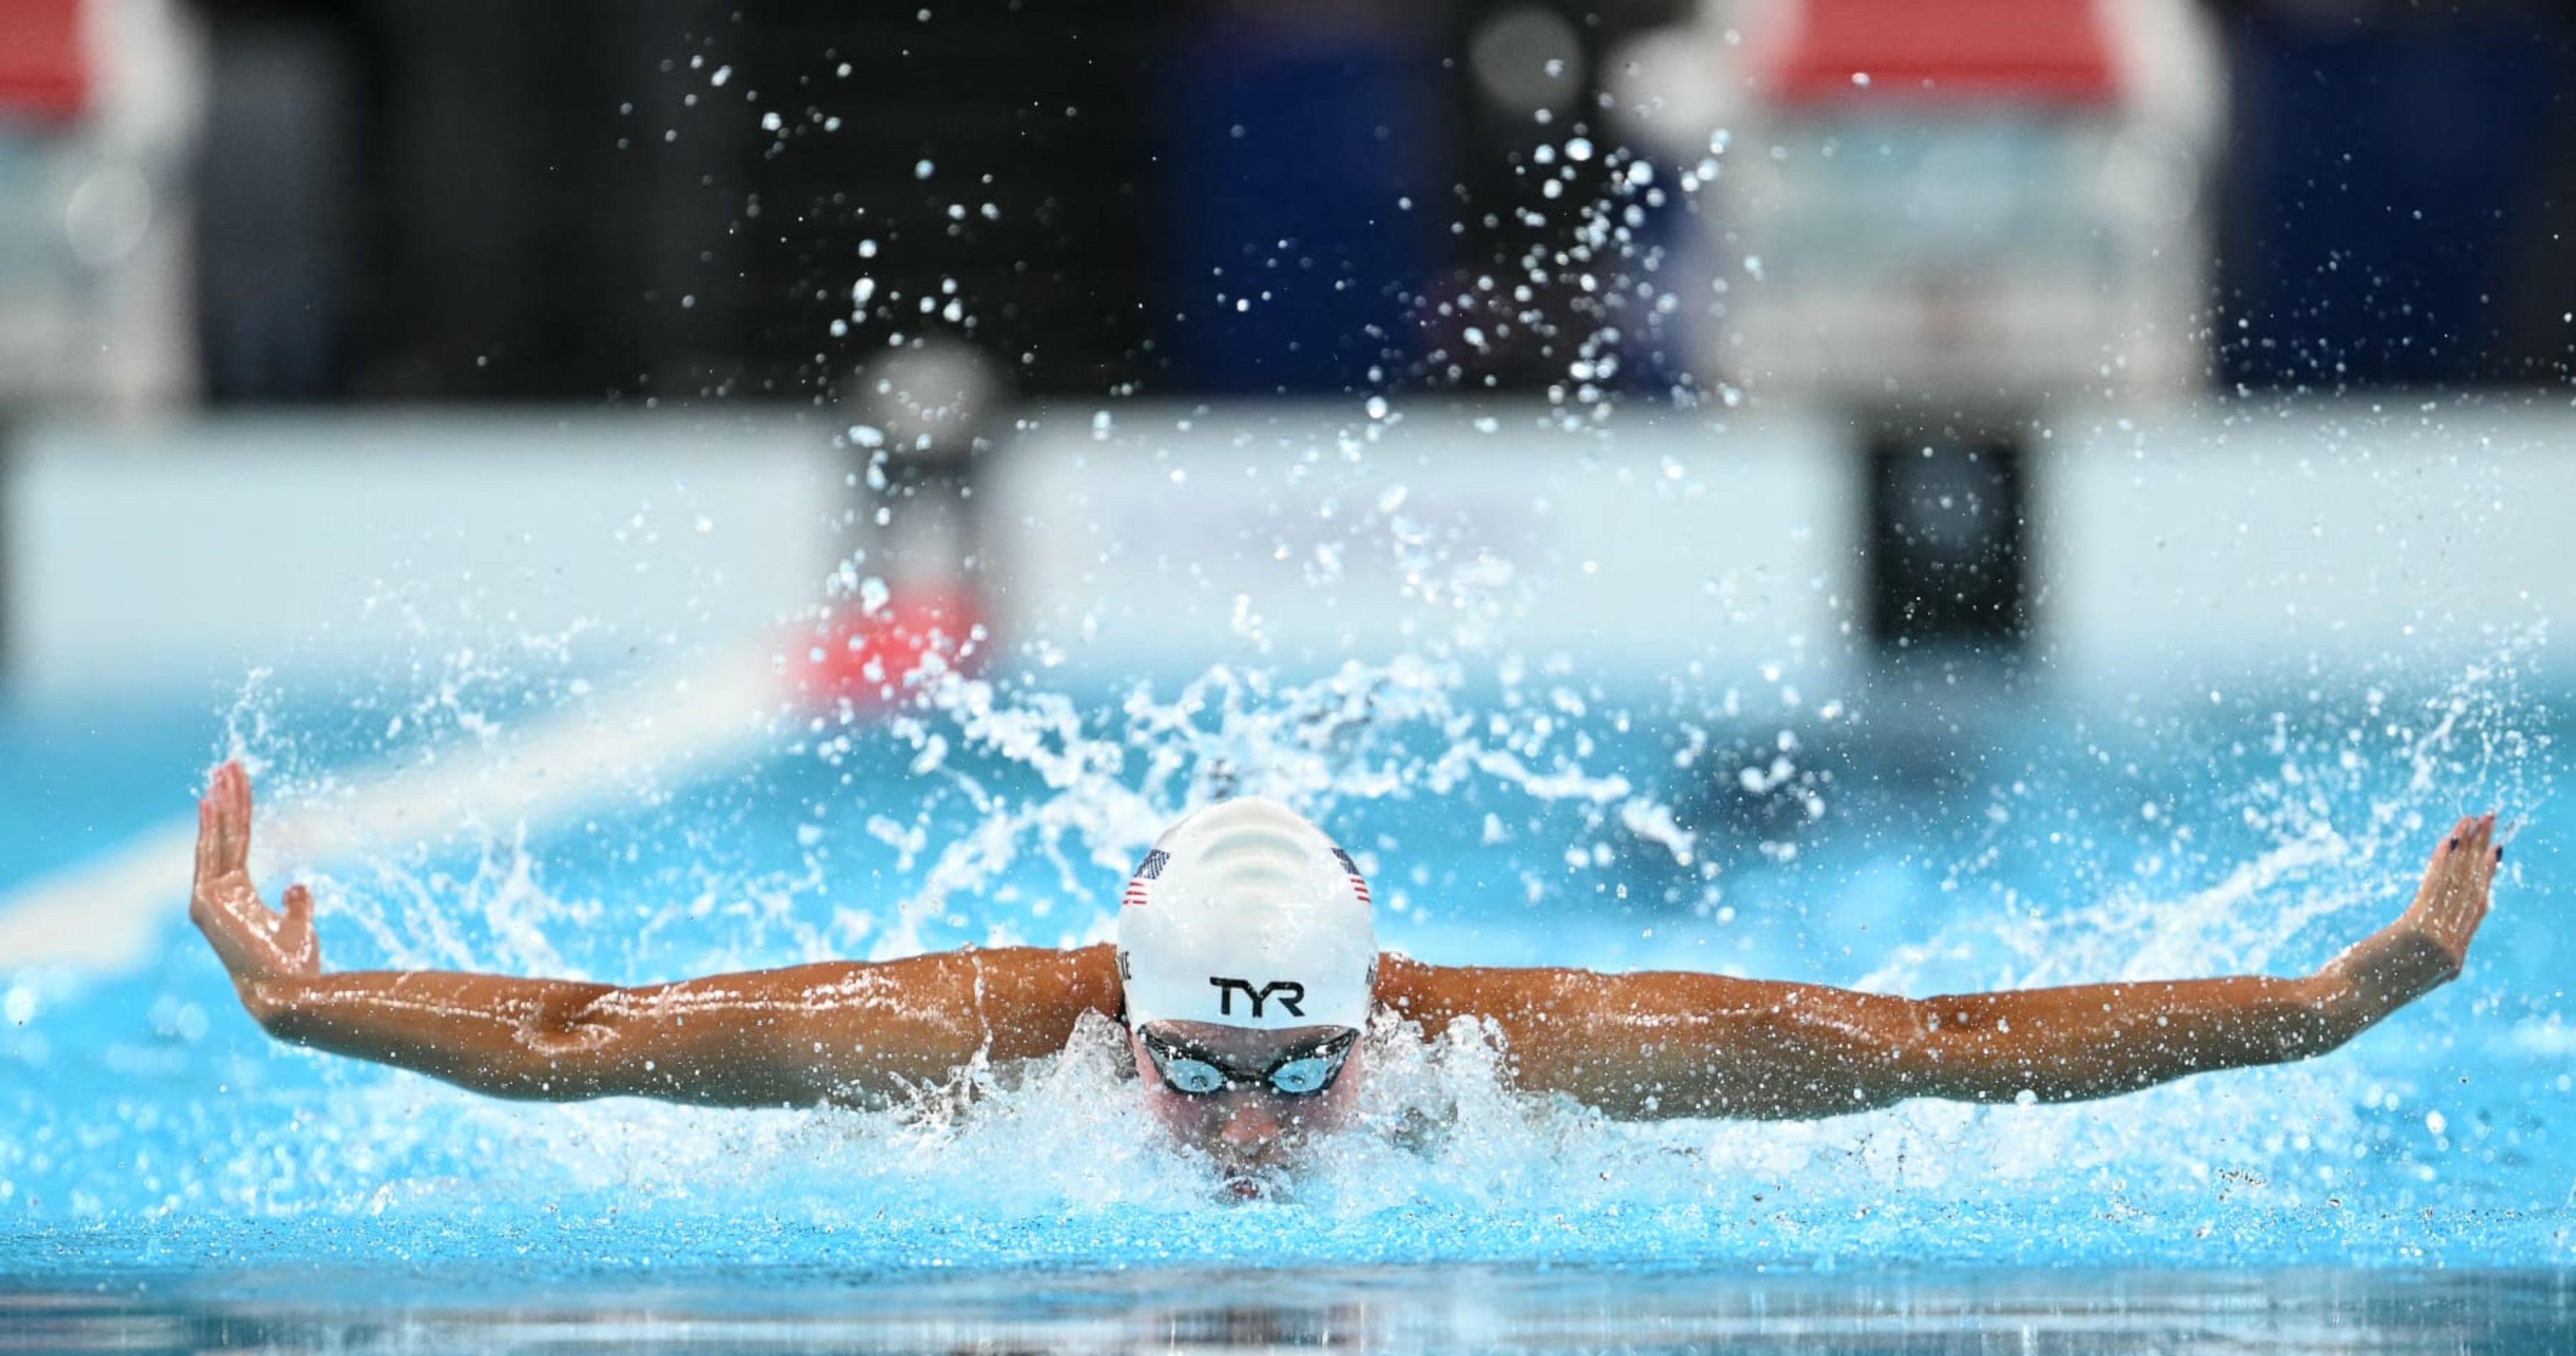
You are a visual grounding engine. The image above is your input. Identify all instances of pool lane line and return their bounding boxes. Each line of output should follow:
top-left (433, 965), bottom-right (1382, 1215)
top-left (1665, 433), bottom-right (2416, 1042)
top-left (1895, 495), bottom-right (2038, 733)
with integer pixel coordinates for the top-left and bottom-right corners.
top-left (0, 650), bottom-right (787, 977)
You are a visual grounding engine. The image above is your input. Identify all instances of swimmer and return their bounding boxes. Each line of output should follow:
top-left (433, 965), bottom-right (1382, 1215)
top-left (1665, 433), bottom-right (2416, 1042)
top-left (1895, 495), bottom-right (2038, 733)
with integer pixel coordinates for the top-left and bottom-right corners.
top-left (190, 761), bottom-right (2499, 1178)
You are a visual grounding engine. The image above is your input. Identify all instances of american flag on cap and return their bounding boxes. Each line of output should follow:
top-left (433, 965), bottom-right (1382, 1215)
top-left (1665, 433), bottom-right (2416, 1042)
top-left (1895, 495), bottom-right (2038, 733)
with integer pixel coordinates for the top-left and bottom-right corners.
top-left (1332, 847), bottom-right (1371, 906)
top-left (1122, 848), bottom-right (1170, 907)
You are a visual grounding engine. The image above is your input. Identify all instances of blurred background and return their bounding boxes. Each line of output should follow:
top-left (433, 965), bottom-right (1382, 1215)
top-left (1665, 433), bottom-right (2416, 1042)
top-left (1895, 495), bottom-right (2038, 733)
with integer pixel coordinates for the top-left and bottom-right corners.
top-left (3, 0), bottom-right (2575, 702)
top-left (5, 0), bottom-right (2571, 408)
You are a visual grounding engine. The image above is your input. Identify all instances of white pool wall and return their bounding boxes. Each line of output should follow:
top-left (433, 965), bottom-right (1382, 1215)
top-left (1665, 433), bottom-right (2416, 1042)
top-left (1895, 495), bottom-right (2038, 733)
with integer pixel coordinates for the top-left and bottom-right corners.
top-left (3, 397), bottom-right (2570, 706)
top-left (2, 410), bottom-right (845, 704)
top-left (2036, 400), bottom-right (2573, 687)
top-left (986, 403), bottom-right (1853, 684)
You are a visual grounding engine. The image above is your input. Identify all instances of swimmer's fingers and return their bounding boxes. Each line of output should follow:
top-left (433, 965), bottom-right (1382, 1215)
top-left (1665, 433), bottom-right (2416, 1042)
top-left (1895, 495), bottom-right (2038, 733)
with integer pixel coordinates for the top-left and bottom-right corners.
top-left (193, 763), bottom-right (256, 894)
top-left (225, 759), bottom-right (255, 865)
top-left (2409, 815), bottom-right (2469, 905)
top-left (2419, 812), bottom-right (2498, 963)
top-left (2407, 816), bottom-right (2461, 952)
top-left (192, 791), bottom-right (224, 896)
top-left (2412, 814), bottom-right (2492, 914)
top-left (201, 760), bottom-right (257, 879)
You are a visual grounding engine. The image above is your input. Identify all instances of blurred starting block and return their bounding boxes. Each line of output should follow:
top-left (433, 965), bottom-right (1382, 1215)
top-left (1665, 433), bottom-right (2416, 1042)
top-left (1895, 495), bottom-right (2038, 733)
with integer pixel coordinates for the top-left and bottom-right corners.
top-left (0, 0), bottom-right (89, 120)
top-left (782, 584), bottom-right (988, 712)
top-left (0, 0), bottom-right (197, 410)
top-left (1656, 0), bottom-right (2224, 663)
top-left (1702, 0), bottom-right (2220, 405)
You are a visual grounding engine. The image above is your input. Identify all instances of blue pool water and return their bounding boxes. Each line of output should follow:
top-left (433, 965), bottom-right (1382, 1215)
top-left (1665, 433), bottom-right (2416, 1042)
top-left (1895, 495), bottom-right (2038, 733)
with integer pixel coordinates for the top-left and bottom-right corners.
top-left (3, 643), bottom-right (2572, 1347)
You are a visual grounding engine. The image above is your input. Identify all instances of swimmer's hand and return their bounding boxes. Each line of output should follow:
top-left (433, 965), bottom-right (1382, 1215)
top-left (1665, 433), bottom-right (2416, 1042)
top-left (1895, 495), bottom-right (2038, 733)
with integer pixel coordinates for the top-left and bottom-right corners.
top-left (190, 760), bottom-right (321, 991)
top-left (2318, 811), bottom-right (2498, 1026)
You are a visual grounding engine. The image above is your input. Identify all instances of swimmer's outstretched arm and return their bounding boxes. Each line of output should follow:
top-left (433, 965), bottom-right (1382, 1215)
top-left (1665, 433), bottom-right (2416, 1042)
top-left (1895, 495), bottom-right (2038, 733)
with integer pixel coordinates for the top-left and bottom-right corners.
top-left (190, 762), bottom-right (1119, 1107)
top-left (1378, 814), bottom-right (2499, 1120)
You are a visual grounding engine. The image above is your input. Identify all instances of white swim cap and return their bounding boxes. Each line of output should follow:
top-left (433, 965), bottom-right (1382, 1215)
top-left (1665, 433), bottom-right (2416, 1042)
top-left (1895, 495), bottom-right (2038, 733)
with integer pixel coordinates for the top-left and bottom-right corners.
top-left (1116, 797), bottom-right (1377, 1032)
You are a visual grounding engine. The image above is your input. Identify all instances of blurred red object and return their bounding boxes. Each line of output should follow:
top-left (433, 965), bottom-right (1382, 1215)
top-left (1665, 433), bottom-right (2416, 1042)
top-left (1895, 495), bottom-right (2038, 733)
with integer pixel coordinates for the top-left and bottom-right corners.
top-left (784, 584), bottom-right (987, 711)
top-left (0, 0), bottom-right (89, 121)
top-left (1763, 0), bottom-right (2116, 105)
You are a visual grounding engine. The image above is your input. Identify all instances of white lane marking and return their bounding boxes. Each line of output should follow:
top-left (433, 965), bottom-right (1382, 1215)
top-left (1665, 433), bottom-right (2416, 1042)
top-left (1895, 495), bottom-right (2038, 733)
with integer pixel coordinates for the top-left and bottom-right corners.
top-left (0, 822), bottom-right (201, 972)
top-left (0, 651), bottom-right (788, 976)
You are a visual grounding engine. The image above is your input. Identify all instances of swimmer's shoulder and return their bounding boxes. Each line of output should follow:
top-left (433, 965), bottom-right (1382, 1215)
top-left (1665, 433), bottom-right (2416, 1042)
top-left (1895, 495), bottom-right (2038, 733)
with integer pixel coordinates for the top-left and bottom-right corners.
top-left (1371, 951), bottom-right (1548, 1029)
top-left (962, 943), bottom-right (1123, 1054)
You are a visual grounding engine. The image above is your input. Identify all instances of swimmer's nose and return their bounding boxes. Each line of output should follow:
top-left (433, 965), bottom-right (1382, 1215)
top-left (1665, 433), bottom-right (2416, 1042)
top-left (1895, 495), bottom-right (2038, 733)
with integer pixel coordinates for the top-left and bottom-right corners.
top-left (1213, 1096), bottom-right (1287, 1157)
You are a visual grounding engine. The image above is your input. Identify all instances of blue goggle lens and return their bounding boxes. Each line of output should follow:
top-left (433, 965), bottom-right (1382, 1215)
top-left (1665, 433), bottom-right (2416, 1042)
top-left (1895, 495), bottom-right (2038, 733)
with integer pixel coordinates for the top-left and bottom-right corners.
top-left (1161, 1058), bottom-right (1226, 1095)
top-left (1268, 1056), bottom-right (1335, 1096)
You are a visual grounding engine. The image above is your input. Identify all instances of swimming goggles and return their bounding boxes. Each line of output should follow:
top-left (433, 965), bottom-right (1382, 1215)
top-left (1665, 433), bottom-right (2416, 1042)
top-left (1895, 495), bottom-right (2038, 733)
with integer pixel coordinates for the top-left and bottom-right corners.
top-left (1138, 1028), bottom-right (1359, 1098)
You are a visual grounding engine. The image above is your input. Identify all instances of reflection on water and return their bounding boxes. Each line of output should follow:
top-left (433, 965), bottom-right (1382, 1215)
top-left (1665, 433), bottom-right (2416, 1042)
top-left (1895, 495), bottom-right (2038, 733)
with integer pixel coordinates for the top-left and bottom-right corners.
top-left (5, 1265), bottom-right (2571, 1354)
